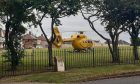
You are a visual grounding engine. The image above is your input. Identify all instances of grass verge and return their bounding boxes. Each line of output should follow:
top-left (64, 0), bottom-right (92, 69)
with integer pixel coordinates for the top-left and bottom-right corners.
top-left (0, 64), bottom-right (140, 83)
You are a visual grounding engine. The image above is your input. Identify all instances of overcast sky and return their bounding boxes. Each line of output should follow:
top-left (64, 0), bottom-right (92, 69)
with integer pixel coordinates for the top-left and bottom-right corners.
top-left (28, 14), bottom-right (130, 43)
top-left (0, 14), bottom-right (130, 43)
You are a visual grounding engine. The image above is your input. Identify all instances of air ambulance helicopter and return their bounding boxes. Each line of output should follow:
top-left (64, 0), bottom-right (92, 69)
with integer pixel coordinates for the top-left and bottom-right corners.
top-left (53, 26), bottom-right (94, 52)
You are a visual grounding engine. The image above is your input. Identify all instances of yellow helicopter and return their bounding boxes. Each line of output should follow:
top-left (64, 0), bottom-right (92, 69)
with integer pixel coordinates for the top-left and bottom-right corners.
top-left (53, 26), bottom-right (94, 52)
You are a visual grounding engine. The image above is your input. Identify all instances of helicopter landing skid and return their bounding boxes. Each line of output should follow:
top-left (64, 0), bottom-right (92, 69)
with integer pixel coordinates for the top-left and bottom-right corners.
top-left (67, 48), bottom-right (92, 53)
top-left (74, 48), bottom-right (92, 53)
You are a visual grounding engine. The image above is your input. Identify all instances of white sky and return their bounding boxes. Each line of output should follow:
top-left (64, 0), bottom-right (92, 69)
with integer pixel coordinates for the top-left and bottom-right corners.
top-left (29, 14), bottom-right (130, 43)
top-left (0, 14), bottom-right (130, 43)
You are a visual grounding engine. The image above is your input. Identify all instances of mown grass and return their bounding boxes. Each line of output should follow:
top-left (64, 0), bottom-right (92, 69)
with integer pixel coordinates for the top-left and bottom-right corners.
top-left (1, 64), bottom-right (140, 83)
top-left (0, 46), bottom-right (140, 77)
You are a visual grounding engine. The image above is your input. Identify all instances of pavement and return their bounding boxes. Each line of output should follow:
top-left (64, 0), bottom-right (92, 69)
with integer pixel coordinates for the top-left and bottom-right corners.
top-left (80, 76), bottom-right (140, 84)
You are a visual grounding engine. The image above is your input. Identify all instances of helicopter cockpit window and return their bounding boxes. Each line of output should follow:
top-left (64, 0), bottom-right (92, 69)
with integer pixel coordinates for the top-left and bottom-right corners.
top-left (88, 40), bottom-right (91, 43)
top-left (77, 35), bottom-right (80, 38)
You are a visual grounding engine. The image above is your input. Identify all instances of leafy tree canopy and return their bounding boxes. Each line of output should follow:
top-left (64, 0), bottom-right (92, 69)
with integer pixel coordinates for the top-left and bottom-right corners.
top-left (0, 0), bottom-right (35, 70)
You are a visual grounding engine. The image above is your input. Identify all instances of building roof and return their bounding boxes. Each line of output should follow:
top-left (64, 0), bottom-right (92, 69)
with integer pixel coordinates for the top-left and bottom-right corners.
top-left (23, 33), bottom-right (47, 42)
top-left (37, 34), bottom-right (46, 41)
top-left (118, 40), bottom-right (130, 45)
top-left (23, 32), bottom-right (37, 40)
top-left (104, 40), bottom-right (130, 45)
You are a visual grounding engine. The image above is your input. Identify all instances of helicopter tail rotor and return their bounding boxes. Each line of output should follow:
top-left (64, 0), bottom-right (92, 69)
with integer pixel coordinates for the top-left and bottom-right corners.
top-left (53, 26), bottom-right (64, 48)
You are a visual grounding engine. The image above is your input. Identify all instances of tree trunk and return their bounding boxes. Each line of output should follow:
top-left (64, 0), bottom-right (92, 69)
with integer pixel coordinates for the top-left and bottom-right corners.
top-left (106, 40), bottom-right (119, 63)
top-left (48, 43), bottom-right (53, 66)
top-left (5, 22), bottom-right (16, 70)
top-left (111, 37), bottom-right (120, 63)
top-left (130, 25), bottom-right (139, 60)
top-left (107, 42), bottom-right (120, 63)
top-left (133, 42), bottom-right (139, 60)
top-left (112, 44), bottom-right (119, 63)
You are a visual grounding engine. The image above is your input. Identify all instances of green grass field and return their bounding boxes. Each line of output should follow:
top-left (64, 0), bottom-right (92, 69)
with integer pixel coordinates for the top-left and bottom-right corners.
top-left (0, 46), bottom-right (140, 77)
top-left (1, 64), bottom-right (140, 83)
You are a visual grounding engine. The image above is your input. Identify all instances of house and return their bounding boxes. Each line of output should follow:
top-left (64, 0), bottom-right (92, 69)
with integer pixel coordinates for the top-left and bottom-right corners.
top-left (104, 40), bottom-right (130, 46)
top-left (22, 32), bottom-right (48, 49)
top-left (118, 40), bottom-right (130, 45)
top-left (22, 32), bottom-right (37, 49)
top-left (0, 28), bottom-right (49, 49)
top-left (36, 34), bottom-right (48, 48)
top-left (93, 40), bottom-right (104, 46)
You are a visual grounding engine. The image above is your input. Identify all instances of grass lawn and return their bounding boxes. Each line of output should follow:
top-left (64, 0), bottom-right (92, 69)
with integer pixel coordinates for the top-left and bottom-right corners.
top-left (0, 46), bottom-right (140, 77)
top-left (0, 64), bottom-right (140, 83)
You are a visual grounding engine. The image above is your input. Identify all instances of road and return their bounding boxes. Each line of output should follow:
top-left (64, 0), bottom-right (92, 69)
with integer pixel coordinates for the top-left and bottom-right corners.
top-left (80, 76), bottom-right (140, 84)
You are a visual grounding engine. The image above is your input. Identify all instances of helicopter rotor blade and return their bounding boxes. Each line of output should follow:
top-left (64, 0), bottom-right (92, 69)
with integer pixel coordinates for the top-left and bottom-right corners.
top-left (60, 30), bottom-right (92, 33)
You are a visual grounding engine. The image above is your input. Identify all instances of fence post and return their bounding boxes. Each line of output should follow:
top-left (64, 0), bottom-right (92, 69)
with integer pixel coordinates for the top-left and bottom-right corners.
top-left (31, 49), bottom-right (34, 72)
top-left (64, 49), bottom-right (67, 70)
top-left (117, 47), bottom-right (121, 65)
top-left (133, 47), bottom-right (136, 65)
top-left (118, 48), bottom-right (120, 65)
top-left (93, 48), bottom-right (95, 67)
top-left (1, 53), bottom-right (4, 77)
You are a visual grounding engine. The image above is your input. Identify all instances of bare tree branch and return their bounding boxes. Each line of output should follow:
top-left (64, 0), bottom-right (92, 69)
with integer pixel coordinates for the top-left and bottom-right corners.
top-left (38, 23), bottom-right (50, 43)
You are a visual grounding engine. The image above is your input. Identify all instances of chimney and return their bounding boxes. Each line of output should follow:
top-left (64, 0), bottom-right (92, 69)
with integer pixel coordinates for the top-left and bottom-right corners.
top-left (29, 31), bottom-right (31, 35)
top-left (41, 34), bottom-right (44, 36)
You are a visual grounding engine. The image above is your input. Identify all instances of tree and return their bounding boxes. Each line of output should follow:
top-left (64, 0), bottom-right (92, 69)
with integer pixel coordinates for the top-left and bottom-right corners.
top-left (81, 0), bottom-right (127, 63)
top-left (0, 0), bottom-right (35, 70)
top-left (34, 0), bottom-right (81, 66)
top-left (130, 37), bottom-right (140, 46)
top-left (122, 0), bottom-right (140, 60)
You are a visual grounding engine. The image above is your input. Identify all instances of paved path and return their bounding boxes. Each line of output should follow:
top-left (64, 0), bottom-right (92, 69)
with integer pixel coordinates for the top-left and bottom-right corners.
top-left (80, 76), bottom-right (140, 84)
